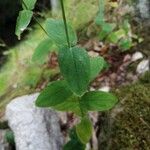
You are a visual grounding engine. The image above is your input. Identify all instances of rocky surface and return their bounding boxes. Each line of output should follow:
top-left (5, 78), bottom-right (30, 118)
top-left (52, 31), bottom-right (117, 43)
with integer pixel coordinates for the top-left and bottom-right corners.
top-left (136, 59), bottom-right (150, 74)
top-left (5, 93), bottom-right (64, 150)
top-left (137, 0), bottom-right (150, 19)
top-left (0, 130), bottom-right (9, 150)
top-left (131, 52), bottom-right (143, 62)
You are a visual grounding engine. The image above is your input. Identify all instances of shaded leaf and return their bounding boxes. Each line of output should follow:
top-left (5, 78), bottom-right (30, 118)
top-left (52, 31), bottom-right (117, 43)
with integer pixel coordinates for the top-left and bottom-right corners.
top-left (63, 140), bottom-right (85, 150)
top-left (36, 80), bottom-right (73, 107)
top-left (64, 128), bottom-right (86, 150)
top-left (53, 95), bottom-right (81, 116)
top-left (58, 46), bottom-right (90, 96)
top-left (15, 10), bottom-right (33, 39)
top-left (90, 56), bottom-right (105, 81)
top-left (22, 0), bottom-right (37, 10)
top-left (32, 39), bottom-right (55, 64)
top-left (76, 117), bottom-right (93, 144)
top-left (81, 91), bottom-right (117, 111)
top-left (45, 19), bottom-right (77, 47)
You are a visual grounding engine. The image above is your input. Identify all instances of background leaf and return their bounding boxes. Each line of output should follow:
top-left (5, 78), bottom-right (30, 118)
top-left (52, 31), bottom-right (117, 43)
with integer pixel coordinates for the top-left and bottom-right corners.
top-left (119, 38), bottom-right (132, 51)
top-left (32, 38), bottom-right (55, 64)
top-left (22, 0), bottom-right (37, 10)
top-left (58, 46), bottom-right (90, 96)
top-left (36, 80), bottom-right (73, 107)
top-left (90, 56), bottom-right (105, 81)
top-left (95, 0), bottom-right (105, 25)
top-left (45, 19), bottom-right (77, 47)
top-left (99, 23), bottom-right (116, 40)
top-left (81, 91), bottom-right (118, 111)
top-left (15, 10), bottom-right (33, 39)
top-left (76, 117), bottom-right (93, 144)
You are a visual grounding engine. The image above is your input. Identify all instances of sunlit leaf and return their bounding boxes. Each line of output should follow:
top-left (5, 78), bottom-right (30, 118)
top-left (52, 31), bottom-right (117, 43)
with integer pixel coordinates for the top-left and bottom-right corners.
top-left (81, 91), bottom-right (118, 111)
top-left (15, 10), bottom-right (33, 39)
top-left (45, 19), bottom-right (77, 47)
top-left (36, 80), bottom-right (73, 107)
top-left (99, 23), bottom-right (116, 40)
top-left (58, 46), bottom-right (90, 96)
top-left (32, 38), bottom-right (55, 64)
top-left (76, 117), bottom-right (93, 144)
top-left (22, 0), bottom-right (37, 10)
top-left (119, 38), bottom-right (132, 51)
top-left (90, 56), bottom-right (105, 81)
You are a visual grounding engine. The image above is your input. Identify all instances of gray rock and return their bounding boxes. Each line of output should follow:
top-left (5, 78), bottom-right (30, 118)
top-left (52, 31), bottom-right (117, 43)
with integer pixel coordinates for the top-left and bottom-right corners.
top-left (98, 86), bottom-right (110, 92)
top-left (131, 52), bottom-right (143, 62)
top-left (6, 93), bottom-right (63, 150)
top-left (51, 0), bottom-right (59, 11)
top-left (137, 0), bottom-right (150, 19)
top-left (0, 130), bottom-right (9, 150)
top-left (136, 59), bottom-right (150, 74)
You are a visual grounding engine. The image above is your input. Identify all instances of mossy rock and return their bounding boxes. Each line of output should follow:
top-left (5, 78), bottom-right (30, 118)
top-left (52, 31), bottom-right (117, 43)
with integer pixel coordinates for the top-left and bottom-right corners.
top-left (98, 82), bottom-right (150, 150)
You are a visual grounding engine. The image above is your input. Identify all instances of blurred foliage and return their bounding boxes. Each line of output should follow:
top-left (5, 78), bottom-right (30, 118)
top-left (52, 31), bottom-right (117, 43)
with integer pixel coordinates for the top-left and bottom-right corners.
top-left (5, 130), bottom-right (15, 146)
top-left (0, 0), bottom-right (99, 115)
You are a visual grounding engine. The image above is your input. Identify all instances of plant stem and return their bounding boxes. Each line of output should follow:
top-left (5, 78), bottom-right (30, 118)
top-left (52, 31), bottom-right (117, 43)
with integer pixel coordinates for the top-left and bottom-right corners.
top-left (60, 0), bottom-right (71, 48)
top-left (22, 0), bottom-right (49, 37)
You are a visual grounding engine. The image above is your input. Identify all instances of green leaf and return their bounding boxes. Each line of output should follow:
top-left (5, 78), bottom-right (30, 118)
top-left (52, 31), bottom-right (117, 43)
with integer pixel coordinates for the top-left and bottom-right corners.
top-left (107, 29), bottom-right (126, 44)
top-left (22, 0), bottom-right (37, 10)
top-left (63, 128), bottom-right (86, 150)
top-left (32, 39), bottom-right (55, 64)
top-left (122, 19), bottom-right (131, 34)
top-left (76, 117), bottom-right (93, 144)
top-left (63, 140), bottom-right (85, 150)
top-left (119, 38), bottom-right (132, 51)
top-left (81, 91), bottom-right (118, 111)
top-left (15, 10), bottom-right (33, 39)
top-left (53, 95), bottom-right (81, 116)
top-left (36, 80), bottom-right (73, 107)
top-left (95, 0), bottom-right (105, 25)
top-left (99, 23), bottom-right (116, 40)
top-left (45, 19), bottom-right (77, 47)
top-left (90, 56), bottom-right (105, 81)
top-left (58, 46), bottom-right (90, 96)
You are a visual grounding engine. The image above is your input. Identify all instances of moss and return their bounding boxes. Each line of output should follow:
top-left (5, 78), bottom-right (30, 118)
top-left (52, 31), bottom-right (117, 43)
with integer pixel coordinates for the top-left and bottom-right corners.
top-left (104, 83), bottom-right (149, 149)
top-left (139, 71), bottom-right (150, 84)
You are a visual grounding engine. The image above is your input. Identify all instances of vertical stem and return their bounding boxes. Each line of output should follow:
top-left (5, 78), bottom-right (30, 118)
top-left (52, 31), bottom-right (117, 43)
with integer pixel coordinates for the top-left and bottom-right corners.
top-left (60, 0), bottom-right (71, 48)
top-left (22, 0), bottom-right (49, 36)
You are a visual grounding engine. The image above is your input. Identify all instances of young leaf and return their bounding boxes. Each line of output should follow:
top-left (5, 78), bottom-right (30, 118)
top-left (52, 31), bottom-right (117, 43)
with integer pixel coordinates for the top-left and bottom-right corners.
top-left (15, 10), bottom-right (33, 39)
top-left (36, 80), bottom-right (73, 107)
top-left (119, 38), bottom-right (132, 51)
top-left (107, 29), bottom-right (126, 44)
top-left (32, 38), bottom-right (55, 64)
top-left (81, 91), bottom-right (118, 111)
top-left (99, 23), bottom-right (116, 40)
top-left (58, 46), bottom-right (90, 96)
top-left (45, 19), bottom-right (77, 47)
top-left (90, 56), bottom-right (105, 81)
top-left (22, 0), bottom-right (37, 10)
top-left (76, 117), bottom-right (93, 144)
